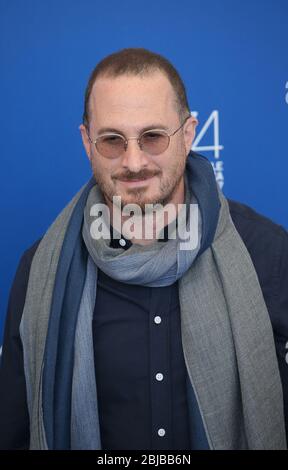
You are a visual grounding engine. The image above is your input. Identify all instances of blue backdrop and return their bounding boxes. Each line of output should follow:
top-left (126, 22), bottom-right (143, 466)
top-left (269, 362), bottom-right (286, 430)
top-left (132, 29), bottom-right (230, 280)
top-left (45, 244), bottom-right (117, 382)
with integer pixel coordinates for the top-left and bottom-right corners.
top-left (1, 0), bottom-right (288, 342)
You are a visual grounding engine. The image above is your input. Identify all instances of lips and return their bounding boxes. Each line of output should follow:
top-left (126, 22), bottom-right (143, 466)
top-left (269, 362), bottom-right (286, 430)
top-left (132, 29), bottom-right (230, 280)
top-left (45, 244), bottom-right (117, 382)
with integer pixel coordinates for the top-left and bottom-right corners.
top-left (119, 177), bottom-right (151, 182)
top-left (117, 175), bottom-right (156, 187)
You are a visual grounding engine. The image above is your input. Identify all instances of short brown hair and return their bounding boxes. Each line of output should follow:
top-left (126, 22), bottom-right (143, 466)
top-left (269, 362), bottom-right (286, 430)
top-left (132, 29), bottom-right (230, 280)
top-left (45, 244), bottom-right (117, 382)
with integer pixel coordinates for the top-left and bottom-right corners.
top-left (83, 48), bottom-right (190, 127)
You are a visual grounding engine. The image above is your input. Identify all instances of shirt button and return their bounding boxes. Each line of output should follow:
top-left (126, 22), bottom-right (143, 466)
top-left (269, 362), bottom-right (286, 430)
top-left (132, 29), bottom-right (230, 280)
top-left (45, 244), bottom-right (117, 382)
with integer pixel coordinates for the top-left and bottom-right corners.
top-left (154, 316), bottom-right (162, 324)
top-left (119, 238), bottom-right (126, 247)
top-left (156, 373), bottom-right (164, 381)
top-left (158, 428), bottom-right (166, 437)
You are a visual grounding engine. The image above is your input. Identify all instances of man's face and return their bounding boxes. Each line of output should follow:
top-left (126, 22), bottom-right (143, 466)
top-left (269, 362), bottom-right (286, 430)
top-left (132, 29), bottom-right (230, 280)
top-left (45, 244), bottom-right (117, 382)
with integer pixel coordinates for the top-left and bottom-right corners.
top-left (80, 72), bottom-right (197, 211)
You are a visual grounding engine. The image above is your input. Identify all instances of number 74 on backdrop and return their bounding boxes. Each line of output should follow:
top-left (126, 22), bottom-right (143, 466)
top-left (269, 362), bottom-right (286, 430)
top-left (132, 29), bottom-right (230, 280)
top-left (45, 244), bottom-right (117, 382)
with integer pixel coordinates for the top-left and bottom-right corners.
top-left (191, 110), bottom-right (224, 189)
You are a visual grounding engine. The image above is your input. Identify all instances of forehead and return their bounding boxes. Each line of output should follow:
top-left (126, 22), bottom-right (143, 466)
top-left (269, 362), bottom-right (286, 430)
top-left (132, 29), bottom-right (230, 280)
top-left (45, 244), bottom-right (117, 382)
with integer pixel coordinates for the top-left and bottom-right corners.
top-left (89, 72), bottom-right (179, 129)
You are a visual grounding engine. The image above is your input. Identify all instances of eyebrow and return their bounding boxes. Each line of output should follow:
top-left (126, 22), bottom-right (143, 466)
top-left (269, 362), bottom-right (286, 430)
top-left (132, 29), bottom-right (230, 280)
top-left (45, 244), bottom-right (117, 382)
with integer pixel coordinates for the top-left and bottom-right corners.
top-left (96, 124), bottom-right (170, 135)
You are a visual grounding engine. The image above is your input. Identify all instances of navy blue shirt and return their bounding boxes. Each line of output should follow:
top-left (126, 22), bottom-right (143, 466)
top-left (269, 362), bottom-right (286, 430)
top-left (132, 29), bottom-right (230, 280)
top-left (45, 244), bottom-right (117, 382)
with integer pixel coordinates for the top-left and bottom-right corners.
top-left (95, 270), bottom-right (190, 450)
top-left (0, 199), bottom-right (288, 449)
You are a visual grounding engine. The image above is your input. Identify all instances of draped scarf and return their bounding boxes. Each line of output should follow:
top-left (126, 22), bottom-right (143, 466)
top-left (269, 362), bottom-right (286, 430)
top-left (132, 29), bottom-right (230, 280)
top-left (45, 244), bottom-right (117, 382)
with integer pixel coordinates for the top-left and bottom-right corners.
top-left (20, 152), bottom-right (286, 449)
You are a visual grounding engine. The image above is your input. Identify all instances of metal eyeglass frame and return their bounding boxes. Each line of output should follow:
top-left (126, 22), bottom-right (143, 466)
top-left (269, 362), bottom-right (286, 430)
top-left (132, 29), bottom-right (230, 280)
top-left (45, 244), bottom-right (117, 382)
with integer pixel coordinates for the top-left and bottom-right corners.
top-left (86, 115), bottom-right (190, 156)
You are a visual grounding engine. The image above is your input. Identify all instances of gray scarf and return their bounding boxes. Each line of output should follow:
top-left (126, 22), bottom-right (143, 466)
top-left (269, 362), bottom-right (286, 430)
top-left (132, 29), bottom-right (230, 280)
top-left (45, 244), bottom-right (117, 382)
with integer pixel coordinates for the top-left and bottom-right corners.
top-left (20, 153), bottom-right (287, 449)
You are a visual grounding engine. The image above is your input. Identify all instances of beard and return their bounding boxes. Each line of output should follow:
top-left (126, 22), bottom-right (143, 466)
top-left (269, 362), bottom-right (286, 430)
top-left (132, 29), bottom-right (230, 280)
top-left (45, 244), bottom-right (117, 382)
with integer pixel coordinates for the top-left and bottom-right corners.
top-left (90, 146), bottom-right (187, 213)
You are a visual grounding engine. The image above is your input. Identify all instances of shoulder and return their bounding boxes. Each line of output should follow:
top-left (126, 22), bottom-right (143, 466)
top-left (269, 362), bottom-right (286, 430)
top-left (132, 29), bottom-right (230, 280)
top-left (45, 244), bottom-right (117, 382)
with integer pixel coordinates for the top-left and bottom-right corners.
top-left (227, 198), bottom-right (288, 272)
top-left (228, 198), bottom-right (288, 266)
top-left (20, 239), bottom-right (42, 271)
top-left (228, 198), bottom-right (287, 244)
top-left (7, 238), bottom-right (42, 326)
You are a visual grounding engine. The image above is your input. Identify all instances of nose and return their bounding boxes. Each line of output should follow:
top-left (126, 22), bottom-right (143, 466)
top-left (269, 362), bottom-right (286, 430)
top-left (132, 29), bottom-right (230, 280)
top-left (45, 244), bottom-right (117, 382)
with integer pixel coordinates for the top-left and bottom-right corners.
top-left (121, 138), bottom-right (149, 173)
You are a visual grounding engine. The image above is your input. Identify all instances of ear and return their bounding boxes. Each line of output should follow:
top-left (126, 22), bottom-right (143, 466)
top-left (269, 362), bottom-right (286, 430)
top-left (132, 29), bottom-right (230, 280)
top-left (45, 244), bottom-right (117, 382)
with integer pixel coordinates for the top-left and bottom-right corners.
top-left (183, 116), bottom-right (198, 155)
top-left (79, 124), bottom-right (92, 161)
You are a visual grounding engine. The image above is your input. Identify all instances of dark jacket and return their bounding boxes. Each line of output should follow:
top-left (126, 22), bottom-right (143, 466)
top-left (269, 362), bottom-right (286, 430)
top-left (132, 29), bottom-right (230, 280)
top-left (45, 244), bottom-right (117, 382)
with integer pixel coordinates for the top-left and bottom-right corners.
top-left (0, 199), bottom-right (288, 449)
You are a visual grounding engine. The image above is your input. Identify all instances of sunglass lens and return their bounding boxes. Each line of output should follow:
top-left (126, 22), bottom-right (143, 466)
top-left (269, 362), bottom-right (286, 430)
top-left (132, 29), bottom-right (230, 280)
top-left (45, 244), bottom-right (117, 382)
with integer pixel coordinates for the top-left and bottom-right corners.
top-left (140, 132), bottom-right (169, 155)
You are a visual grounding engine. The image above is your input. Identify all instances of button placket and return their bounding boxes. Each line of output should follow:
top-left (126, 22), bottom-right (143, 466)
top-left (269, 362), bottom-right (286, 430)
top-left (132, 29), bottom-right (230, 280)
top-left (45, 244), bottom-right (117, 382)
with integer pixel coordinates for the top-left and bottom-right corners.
top-left (149, 288), bottom-right (172, 449)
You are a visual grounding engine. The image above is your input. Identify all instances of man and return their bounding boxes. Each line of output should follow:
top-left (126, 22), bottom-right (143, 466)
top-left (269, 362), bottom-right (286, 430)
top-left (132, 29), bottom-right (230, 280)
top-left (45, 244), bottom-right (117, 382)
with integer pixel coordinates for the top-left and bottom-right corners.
top-left (0, 48), bottom-right (288, 450)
